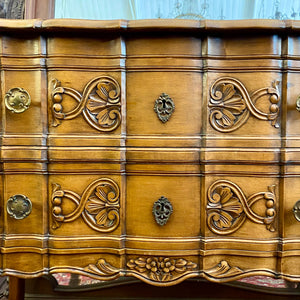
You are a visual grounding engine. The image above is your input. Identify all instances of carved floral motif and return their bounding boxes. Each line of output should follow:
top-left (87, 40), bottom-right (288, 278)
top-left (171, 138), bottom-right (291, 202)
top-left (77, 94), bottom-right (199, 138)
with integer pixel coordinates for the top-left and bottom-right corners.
top-left (52, 178), bottom-right (120, 232)
top-left (127, 256), bottom-right (197, 283)
top-left (51, 76), bottom-right (121, 131)
top-left (209, 77), bottom-right (280, 132)
top-left (207, 180), bottom-right (276, 235)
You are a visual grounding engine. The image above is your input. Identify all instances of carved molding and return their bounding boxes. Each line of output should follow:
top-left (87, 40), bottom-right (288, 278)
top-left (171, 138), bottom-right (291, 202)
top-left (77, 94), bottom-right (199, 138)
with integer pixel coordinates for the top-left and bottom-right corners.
top-left (51, 76), bottom-right (121, 132)
top-left (51, 178), bottom-right (120, 232)
top-left (206, 180), bottom-right (276, 235)
top-left (154, 93), bottom-right (175, 123)
top-left (126, 256), bottom-right (198, 285)
top-left (209, 77), bottom-right (280, 132)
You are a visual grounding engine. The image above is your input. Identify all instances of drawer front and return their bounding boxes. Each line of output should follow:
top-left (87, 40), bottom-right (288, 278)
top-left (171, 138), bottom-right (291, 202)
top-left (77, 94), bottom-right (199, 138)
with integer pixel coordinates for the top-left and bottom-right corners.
top-left (126, 175), bottom-right (200, 243)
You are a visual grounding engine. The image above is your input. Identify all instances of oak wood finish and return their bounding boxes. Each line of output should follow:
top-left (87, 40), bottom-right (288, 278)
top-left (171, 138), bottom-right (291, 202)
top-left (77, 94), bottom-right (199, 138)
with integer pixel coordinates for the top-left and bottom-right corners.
top-left (0, 19), bottom-right (299, 290)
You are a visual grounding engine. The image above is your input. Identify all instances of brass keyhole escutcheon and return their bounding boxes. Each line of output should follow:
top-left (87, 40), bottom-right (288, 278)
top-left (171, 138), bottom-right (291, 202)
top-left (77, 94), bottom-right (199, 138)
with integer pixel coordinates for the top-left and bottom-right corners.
top-left (7, 194), bottom-right (32, 220)
top-left (153, 196), bottom-right (173, 226)
top-left (5, 87), bottom-right (31, 113)
top-left (154, 93), bottom-right (175, 123)
top-left (293, 200), bottom-right (300, 222)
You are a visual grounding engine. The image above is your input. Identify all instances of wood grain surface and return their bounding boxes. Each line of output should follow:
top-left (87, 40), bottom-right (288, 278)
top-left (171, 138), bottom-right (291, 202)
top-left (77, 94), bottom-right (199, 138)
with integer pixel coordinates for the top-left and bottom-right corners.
top-left (0, 19), bottom-right (299, 289)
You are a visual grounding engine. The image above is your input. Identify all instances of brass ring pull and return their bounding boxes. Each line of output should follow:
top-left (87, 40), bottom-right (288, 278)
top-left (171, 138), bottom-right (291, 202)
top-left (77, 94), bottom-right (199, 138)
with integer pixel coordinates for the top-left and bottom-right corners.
top-left (7, 194), bottom-right (32, 220)
top-left (5, 87), bottom-right (31, 113)
top-left (293, 200), bottom-right (300, 222)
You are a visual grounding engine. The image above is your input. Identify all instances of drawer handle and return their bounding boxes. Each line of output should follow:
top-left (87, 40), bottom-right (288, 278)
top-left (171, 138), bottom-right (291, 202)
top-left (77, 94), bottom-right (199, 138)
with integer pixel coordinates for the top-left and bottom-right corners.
top-left (154, 93), bottom-right (175, 123)
top-left (5, 87), bottom-right (31, 113)
top-left (296, 96), bottom-right (300, 112)
top-left (7, 194), bottom-right (32, 219)
top-left (153, 196), bottom-right (173, 226)
top-left (293, 200), bottom-right (300, 222)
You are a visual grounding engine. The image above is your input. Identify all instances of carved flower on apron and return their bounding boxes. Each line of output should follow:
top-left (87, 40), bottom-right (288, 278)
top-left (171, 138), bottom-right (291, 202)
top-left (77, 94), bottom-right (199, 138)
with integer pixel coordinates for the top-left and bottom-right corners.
top-left (127, 257), bottom-right (197, 282)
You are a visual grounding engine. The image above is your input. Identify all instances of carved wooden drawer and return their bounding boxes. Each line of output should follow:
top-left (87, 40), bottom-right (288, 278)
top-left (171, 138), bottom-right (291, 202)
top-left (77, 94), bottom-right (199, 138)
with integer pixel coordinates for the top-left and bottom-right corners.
top-left (0, 19), bottom-right (300, 288)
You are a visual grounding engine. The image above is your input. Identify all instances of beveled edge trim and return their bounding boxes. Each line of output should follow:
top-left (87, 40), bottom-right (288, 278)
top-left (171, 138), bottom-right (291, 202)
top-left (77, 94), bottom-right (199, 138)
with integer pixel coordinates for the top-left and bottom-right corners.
top-left (0, 19), bottom-right (300, 33)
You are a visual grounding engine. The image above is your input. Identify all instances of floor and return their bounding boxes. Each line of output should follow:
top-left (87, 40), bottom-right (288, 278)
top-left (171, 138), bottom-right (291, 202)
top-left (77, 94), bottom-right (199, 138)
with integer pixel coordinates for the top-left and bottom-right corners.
top-left (1, 274), bottom-right (299, 299)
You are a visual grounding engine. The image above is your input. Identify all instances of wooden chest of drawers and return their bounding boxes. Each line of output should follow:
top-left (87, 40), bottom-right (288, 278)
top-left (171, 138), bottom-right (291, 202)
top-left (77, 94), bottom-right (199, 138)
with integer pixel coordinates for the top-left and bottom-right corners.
top-left (0, 19), bottom-right (299, 286)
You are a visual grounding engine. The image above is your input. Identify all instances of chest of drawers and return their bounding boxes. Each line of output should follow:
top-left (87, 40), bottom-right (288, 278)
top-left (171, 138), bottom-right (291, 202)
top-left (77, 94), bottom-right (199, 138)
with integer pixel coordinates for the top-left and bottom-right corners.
top-left (0, 18), bottom-right (299, 287)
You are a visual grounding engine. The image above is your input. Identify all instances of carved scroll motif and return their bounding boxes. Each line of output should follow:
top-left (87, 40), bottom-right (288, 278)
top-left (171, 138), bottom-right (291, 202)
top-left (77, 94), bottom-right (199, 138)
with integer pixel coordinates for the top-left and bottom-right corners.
top-left (127, 256), bottom-right (198, 284)
top-left (206, 180), bottom-right (276, 235)
top-left (84, 258), bottom-right (121, 280)
top-left (52, 178), bottom-right (120, 232)
top-left (209, 77), bottom-right (280, 132)
top-left (205, 260), bottom-right (243, 279)
top-left (51, 76), bottom-right (121, 131)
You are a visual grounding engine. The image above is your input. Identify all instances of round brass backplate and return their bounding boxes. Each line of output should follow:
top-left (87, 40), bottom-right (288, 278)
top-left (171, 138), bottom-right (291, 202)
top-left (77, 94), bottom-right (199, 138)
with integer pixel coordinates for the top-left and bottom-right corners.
top-left (5, 87), bottom-right (31, 113)
top-left (7, 194), bottom-right (32, 220)
top-left (293, 200), bottom-right (300, 222)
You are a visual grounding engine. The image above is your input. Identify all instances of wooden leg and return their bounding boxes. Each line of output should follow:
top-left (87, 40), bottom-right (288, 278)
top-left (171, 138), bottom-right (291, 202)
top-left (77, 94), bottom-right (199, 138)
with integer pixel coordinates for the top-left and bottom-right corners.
top-left (9, 277), bottom-right (25, 300)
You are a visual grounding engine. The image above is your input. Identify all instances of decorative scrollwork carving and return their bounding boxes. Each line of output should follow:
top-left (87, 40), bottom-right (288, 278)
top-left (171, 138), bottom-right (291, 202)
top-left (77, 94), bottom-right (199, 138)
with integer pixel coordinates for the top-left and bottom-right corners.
top-left (205, 260), bottom-right (243, 279)
top-left (52, 178), bottom-right (120, 232)
top-left (206, 180), bottom-right (276, 235)
top-left (127, 256), bottom-right (197, 284)
top-left (154, 93), bottom-right (175, 123)
top-left (152, 196), bottom-right (173, 226)
top-left (51, 76), bottom-right (121, 131)
top-left (84, 258), bottom-right (121, 280)
top-left (209, 77), bottom-right (280, 132)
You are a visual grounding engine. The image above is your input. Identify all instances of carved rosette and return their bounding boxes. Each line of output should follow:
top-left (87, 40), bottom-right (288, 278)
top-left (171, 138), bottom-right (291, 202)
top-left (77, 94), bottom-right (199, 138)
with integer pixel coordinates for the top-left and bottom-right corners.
top-left (51, 76), bottom-right (121, 131)
top-left (154, 93), bottom-right (175, 123)
top-left (52, 178), bottom-right (120, 232)
top-left (206, 180), bottom-right (276, 235)
top-left (127, 256), bottom-right (198, 285)
top-left (209, 77), bottom-right (280, 132)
